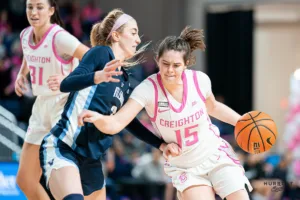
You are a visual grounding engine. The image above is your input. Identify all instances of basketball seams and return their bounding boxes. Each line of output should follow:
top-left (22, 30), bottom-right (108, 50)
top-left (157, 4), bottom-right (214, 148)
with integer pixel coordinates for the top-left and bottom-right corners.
top-left (248, 112), bottom-right (266, 152)
top-left (256, 125), bottom-right (277, 140)
top-left (247, 126), bottom-right (257, 152)
top-left (235, 119), bottom-right (274, 141)
top-left (237, 112), bottom-right (261, 122)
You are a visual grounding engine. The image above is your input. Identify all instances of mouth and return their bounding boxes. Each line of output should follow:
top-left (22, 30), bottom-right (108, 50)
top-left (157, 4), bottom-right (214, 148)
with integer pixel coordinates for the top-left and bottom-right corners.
top-left (165, 75), bottom-right (175, 78)
top-left (30, 18), bottom-right (39, 21)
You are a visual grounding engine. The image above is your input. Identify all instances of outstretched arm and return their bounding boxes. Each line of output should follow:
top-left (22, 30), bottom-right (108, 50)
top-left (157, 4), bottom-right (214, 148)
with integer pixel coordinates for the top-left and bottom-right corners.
top-left (205, 93), bottom-right (241, 126)
top-left (78, 99), bottom-right (182, 156)
top-left (78, 98), bottom-right (144, 134)
top-left (60, 47), bottom-right (123, 92)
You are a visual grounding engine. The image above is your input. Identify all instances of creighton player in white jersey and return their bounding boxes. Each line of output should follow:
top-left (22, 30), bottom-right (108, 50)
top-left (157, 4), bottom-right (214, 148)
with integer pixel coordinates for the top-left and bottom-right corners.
top-left (78, 27), bottom-right (253, 200)
top-left (14, 0), bottom-right (89, 199)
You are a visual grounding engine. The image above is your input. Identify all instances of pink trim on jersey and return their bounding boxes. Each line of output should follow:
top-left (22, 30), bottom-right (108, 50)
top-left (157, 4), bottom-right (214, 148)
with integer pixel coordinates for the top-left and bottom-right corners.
top-left (209, 126), bottom-right (220, 138)
top-left (28, 24), bottom-right (56, 50)
top-left (193, 70), bottom-right (206, 103)
top-left (157, 72), bottom-right (188, 113)
top-left (218, 147), bottom-right (241, 165)
top-left (147, 78), bottom-right (158, 122)
top-left (20, 27), bottom-right (30, 49)
top-left (52, 30), bottom-right (74, 64)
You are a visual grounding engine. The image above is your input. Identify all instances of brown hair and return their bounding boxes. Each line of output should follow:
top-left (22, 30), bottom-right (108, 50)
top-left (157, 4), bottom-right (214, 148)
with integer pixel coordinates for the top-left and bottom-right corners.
top-left (90, 9), bottom-right (125, 47)
top-left (90, 8), bottom-right (150, 67)
top-left (155, 26), bottom-right (205, 66)
top-left (48, 0), bottom-right (64, 27)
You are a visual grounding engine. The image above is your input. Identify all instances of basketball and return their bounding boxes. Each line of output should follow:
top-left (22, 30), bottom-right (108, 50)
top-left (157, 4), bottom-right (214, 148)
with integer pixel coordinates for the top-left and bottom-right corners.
top-left (234, 111), bottom-right (278, 154)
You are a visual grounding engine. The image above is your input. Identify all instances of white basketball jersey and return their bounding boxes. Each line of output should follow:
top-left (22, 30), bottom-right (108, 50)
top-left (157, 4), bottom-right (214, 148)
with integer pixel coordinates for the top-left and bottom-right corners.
top-left (145, 70), bottom-right (223, 167)
top-left (21, 24), bottom-right (79, 96)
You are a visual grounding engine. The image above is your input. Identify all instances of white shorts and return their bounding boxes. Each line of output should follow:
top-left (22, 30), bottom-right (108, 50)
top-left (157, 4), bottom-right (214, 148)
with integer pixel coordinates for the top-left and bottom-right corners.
top-left (25, 93), bottom-right (68, 145)
top-left (164, 140), bottom-right (253, 199)
top-left (40, 134), bottom-right (105, 196)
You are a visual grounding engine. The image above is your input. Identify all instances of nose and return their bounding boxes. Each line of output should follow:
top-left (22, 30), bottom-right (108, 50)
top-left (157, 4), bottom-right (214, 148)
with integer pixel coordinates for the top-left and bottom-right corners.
top-left (136, 36), bottom-right (141, 45)
top-left (167, 66), bottom-right (174, 73)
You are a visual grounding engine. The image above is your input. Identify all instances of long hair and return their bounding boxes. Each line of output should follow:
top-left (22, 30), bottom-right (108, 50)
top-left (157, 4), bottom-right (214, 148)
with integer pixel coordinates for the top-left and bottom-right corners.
top-left (155, 26), bottom-right (205, 66)
top-left (90, 9), bottom-right (150, 67)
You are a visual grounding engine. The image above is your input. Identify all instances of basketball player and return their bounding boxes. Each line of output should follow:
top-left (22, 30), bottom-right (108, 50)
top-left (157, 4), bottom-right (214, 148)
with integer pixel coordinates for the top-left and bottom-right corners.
top-left (15, 0), bottom-right (91, 199)
top-left (78, 27), bottom-right (254, 200)
top-left (40, 9), bottom-right (179, 200)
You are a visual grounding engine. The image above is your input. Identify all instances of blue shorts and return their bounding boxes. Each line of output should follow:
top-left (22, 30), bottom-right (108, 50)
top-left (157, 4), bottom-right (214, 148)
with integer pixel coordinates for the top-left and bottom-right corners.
top-left (40, 134), bottom-right (105, 196)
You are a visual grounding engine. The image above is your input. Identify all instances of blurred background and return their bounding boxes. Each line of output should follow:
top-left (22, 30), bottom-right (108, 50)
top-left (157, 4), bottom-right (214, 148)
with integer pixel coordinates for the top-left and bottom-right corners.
top-left (0, 0), bottom-right (300, 199)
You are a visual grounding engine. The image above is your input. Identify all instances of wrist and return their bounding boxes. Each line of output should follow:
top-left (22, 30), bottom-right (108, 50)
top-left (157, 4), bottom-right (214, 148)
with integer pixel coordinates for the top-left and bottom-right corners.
top-left (159, 143), bottom-right (166, 152)
top-left (94, 71), bottom-right (103, 84)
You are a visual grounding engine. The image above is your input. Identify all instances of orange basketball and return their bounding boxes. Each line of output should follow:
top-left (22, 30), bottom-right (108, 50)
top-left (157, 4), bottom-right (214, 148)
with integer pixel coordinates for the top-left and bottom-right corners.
top-left (234, 111), bottom-right (278, 154)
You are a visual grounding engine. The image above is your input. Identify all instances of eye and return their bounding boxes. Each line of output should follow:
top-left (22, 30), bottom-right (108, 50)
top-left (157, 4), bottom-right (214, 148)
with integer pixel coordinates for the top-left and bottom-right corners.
top-left (27, 6), bottom-right (33, 10)
top-left (37, 6), bottom-right (44, 10)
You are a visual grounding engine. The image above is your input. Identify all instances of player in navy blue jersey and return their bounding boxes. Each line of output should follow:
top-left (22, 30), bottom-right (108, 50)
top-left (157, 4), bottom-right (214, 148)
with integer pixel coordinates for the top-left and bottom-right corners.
top-left (39, 9), bottom-right (180, 200)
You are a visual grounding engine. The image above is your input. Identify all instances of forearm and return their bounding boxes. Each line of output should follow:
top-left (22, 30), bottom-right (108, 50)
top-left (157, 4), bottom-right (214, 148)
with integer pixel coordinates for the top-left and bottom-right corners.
top-left (94, 116), bottom-right (124, 134)
top-left (209, 102), bottom-right (241, 126)
top-left (18, 59), bottom-right (29, 77)
top-left (60, 72), bottom-right (95, 92)
top-left (126, 118), bottom-right (164, 149)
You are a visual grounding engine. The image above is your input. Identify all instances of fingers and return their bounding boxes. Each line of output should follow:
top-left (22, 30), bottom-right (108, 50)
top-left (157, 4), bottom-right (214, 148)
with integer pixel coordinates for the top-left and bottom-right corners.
top-left (47, 75), bottom-right (63, 91)
top-left (18, 79), bottom-right (27, 91)
top-left (104, 60), bottom-right (124, 72)
top-left (15, 86), bottom-right (23, 96)
top-left (163, 143), bottom-right (182, 160)
top-left (15, 78), bottom-right (27, 96)
top-left (78, 110), bottom-right (88, 126)
top-left (78, 110), bottom-right (96, 126)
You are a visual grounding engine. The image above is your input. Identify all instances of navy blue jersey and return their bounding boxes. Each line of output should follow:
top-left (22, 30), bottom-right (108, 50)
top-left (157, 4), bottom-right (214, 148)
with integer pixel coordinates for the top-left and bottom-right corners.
top-left (49, 46), bottom-right (163, 160)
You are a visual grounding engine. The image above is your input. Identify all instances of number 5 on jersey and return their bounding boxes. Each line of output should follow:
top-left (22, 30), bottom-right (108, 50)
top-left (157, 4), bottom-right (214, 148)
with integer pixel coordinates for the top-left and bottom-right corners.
top-left (175, 124), bottom-right (199, 148)
top-left (29, 66), bottom-right (44, 85)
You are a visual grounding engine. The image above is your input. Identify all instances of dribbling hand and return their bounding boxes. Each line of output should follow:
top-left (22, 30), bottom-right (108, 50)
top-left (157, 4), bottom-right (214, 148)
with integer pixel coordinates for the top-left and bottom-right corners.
top-left (78, 109), bottom-right (103, 126)
top-left (94, 59), bottom-right (123, 84)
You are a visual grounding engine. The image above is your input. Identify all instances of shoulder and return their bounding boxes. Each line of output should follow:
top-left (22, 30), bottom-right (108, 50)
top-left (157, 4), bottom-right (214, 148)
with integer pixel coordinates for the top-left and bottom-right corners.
top-left (20, 26), bottom-right (31, 38)
top-left (87, 46), bottom-right (113, 59)
top-left (189, 69), bottom-right (211, 83)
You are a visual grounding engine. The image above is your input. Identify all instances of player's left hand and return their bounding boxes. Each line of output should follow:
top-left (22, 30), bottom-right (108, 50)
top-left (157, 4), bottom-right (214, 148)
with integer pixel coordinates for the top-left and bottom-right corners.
top-left (163, 143), bottom-right (181, 160)
top-left (47, 74), bottom-right (65, 91)
top-left (78, 109), bottom-right (103, 126)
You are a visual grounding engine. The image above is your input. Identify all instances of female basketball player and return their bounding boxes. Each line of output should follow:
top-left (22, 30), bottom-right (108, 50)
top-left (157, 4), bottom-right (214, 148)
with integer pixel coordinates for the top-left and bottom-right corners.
top-left (40, 9), bottom-right (179, 200)
top-left (14, 0), bottom-right (91, 199)
top-left (78, 27), bottom-right (254, 200)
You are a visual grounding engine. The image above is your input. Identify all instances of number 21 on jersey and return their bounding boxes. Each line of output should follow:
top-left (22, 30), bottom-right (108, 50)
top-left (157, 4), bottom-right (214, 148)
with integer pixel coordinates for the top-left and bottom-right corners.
top-left (29, 66), bottom-right (44, 85)
top-left (175, 124), bottom-right (199, 148)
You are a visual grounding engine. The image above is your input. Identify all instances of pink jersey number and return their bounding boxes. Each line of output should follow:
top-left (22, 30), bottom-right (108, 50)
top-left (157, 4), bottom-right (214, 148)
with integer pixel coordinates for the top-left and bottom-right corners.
top-left (29, 66), bottom-right (43, 85)
top-left (175, 124), bottom-right (199, 148)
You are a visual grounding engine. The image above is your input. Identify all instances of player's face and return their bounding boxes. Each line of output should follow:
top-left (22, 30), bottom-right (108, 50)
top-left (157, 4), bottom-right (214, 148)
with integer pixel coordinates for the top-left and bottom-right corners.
top-left (26, 0), bottom-right (54, 27)
top-left (157, 50), bottom-right (186, 84)
top-left (118, 19), bottom-right (141, 59)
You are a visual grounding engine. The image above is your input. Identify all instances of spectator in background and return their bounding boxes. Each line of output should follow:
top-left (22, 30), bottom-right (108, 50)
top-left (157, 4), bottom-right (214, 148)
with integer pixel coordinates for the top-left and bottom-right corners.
top-left (65, 1), bottom-right (83, 40)
top-left (81, 0), bottom-right (102, 34)
top-left (132, 148), bottom-right (168, 200)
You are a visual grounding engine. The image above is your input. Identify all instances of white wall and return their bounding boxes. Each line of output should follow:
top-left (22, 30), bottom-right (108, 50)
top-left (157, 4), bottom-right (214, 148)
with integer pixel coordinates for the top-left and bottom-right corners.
top-left (254, 3), bottom-right (300, 151)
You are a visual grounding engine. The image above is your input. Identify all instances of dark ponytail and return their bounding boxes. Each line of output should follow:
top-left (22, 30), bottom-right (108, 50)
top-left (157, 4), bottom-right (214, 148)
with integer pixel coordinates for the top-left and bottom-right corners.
top-left (155, 26), bottom-right (206, 67)
top-left (49, 0), bottom-right (64, 27)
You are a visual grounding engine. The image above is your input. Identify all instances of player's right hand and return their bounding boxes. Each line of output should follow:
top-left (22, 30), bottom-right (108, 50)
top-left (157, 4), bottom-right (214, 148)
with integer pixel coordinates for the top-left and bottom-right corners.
top-left (78, 109), bottom-right (103, 126)
top-left (163, 143), bottom-right (181, 161)
top-left (15, 75), bottom-right (28, 97)
top-left (94, 59), bottom-right (123, 84)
